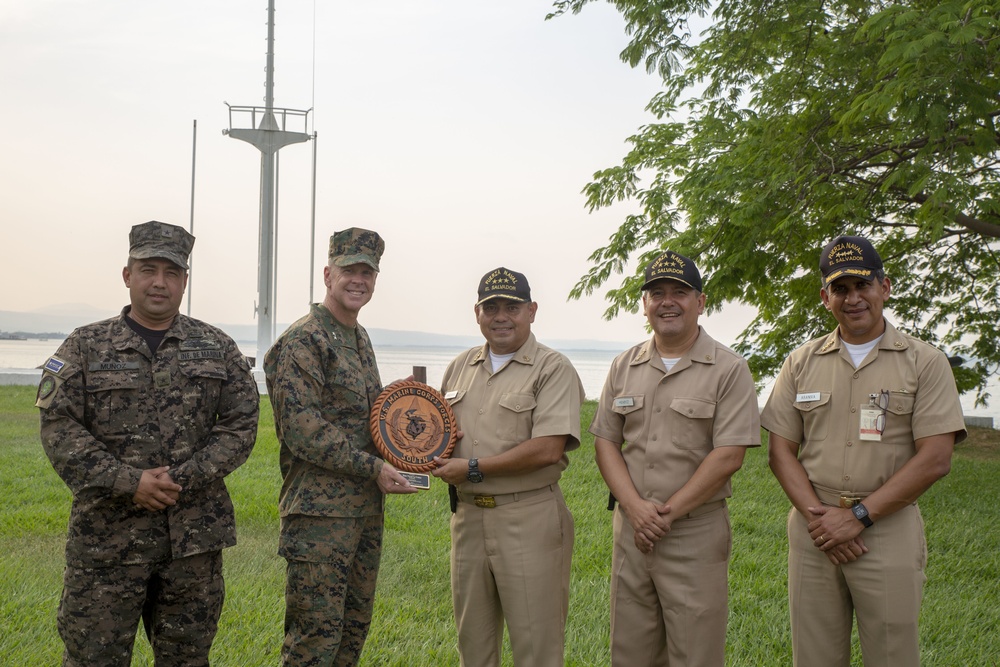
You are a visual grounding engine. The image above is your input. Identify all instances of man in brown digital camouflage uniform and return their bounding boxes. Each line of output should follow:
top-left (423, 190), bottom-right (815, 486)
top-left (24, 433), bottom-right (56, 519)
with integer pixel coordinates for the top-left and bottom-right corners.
top-left (36, 220), bottom-right (260, 666)
top-left (264, 227), bottom-right (417, 666)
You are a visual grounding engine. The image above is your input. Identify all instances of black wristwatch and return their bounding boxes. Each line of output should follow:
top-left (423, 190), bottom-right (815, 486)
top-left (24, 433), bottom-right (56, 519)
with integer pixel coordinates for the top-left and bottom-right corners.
top-left (852, 502), bottom-right (874, 528)
top-left (467, 458), bottom-right (484, 483)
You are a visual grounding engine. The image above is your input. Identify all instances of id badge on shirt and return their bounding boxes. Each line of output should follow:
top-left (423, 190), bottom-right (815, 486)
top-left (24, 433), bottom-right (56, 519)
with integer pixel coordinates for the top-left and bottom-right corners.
top-left (859, 404), bottom-right (883, 441)
top-left (859, 391), bottom-right (888, 442)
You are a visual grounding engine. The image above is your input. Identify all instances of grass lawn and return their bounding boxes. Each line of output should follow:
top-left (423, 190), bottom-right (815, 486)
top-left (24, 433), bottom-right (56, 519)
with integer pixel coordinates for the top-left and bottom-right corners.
top-left (1, 385), bottom-right (998, 665)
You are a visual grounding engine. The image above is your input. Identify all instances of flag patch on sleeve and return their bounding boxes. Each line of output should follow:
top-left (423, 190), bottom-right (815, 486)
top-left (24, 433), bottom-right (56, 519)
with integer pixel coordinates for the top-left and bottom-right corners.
top-left (43, 357), bottom-right (67, 374)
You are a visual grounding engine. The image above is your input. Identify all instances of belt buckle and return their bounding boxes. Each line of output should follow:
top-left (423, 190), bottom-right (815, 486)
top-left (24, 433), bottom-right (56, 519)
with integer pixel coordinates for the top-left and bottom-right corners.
top-left (474, 496), bottom-right (496, 509)
top-left (839, 495), bottom-right (861, 509)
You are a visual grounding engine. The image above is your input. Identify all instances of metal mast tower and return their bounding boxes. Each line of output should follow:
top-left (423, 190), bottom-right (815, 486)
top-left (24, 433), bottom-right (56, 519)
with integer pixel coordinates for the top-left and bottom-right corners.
top-left (225, 0), bottom-right (310, 364)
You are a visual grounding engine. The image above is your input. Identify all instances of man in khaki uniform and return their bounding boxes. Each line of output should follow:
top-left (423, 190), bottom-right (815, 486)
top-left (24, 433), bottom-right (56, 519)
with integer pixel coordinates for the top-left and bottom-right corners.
top-left (762, 235), bottom-right (966, 667)
top-left (589, 250), bottom-right (760, 666)
top-left (264, 228), bottom-right (417, 666)
top-left (37, 221), bottom-right (260, 666)
top-left (431, 267), bottom-right (585, 667)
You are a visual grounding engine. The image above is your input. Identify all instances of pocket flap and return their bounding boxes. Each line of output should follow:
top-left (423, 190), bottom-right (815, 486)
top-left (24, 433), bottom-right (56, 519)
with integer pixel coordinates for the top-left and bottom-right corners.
top-left (498, 393), bottom-right (536, 413)
top-left (793, 392), bottom-right (831, 413)
top-left (611, 395), bottom-right (644, 415)
top-left (670, 397), bottom-right (716, 419)
top-left (85, 371), bottom-right (140, 392)
top-left (179, 361), bottom-right (228, 381)
top-left (444, 389), bottom-right (466, 406)
top-left (885, 392), bottom-right (915, 416)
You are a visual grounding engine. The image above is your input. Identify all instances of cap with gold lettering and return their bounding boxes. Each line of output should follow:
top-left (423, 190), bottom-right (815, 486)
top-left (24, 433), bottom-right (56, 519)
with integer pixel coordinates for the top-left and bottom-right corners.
top-left (476, 267), bottom-right (531, 306)
top-left (820, 235), bottom-right (883, 288)
top-left (329, 228), bottom-right (384, 271)
top-left (129, 221), bottom-right (195, 270)
top-left (641, 250), bottom-right (702, 291)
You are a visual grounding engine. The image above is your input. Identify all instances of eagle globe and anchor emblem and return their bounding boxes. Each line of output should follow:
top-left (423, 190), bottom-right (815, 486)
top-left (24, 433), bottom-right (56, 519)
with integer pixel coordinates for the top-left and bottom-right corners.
top-left (370, 381), bottom-right (457, 489)
top-left (404, 407), bottom-right (428, 439)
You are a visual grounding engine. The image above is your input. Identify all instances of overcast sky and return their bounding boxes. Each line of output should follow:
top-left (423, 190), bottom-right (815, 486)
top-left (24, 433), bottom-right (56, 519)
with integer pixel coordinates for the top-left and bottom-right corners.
top-left (1, 0), bottom-right (753, 348)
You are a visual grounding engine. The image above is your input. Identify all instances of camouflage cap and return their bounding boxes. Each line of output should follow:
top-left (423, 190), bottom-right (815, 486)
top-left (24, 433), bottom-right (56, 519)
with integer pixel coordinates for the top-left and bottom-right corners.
top-left (476, 267), bottom-right (531, 306)
top-left (129, 221), bottom-right (195, 270)
top-left (641, 250), bottom-right (702, 292)
top-left (820, 235), bottom-right (883, 288)
top-left (329, 228), bottom-right (384, 271)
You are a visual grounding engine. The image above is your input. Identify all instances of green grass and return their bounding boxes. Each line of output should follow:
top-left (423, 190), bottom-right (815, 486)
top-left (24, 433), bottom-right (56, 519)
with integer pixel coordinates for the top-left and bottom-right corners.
top-left (1, 385), bottom-right (998, 665)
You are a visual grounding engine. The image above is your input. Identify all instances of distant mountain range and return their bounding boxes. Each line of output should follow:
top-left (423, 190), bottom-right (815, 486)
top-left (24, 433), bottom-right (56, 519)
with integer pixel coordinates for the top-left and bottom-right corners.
top-left (0, 305), bottom-right (630, 351)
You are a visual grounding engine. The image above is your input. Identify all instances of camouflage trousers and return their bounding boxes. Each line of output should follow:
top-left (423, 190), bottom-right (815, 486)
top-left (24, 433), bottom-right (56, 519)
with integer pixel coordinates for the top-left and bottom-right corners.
top-left (280, 514), bottom-right (384, 667)
top-left (57, 551), bottom-right (224, 667)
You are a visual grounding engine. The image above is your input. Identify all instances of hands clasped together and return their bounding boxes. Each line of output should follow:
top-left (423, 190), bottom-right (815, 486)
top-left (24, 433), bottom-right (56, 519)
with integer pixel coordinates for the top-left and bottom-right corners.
top-left (622, 499), bottom-right (674, 554)
top-left (133, 466), bottom-right (182, 511)
top-left (806, 505), bottom-right (868, 564)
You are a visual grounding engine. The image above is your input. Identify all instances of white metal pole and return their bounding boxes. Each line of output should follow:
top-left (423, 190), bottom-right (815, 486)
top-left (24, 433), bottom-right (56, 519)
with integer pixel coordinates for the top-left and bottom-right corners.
top-left (256, 0), bottom-right (278, 358)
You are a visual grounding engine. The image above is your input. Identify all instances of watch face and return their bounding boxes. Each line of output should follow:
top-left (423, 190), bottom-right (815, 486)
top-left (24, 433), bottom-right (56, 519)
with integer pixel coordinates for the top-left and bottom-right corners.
top-left (852, 503), bottom-right (872, 526)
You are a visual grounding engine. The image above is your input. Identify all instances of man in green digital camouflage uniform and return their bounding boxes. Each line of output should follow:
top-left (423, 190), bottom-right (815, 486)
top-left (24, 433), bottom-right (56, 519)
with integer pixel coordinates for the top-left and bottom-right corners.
top-left (37, 220), bottom-right (260, 667)
top-left (264, 227), bottom-right (417, 666)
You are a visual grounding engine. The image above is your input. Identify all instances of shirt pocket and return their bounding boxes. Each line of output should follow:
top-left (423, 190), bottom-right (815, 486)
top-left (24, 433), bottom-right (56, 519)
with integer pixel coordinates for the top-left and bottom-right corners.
top-left (794, 392), bottom-right (831, 442)
top-left (445, 389), bottom-right (466, 407)
top-left (85, 371), bottom-right (141, 431)
top-left (176, 361), bottom-right (228, 451)
top-left (497, 392), bottom-right (536, 444)
top-left (179, 360), bottom-right (227, 414)
top-left (669, 397), bottom-right (716, 450)
top-left (881, 392), bottom-right (915, 445)
top-left (610, 395), bottom-right (645, 436)
top-left (610, 395), bottom-right (644, 416)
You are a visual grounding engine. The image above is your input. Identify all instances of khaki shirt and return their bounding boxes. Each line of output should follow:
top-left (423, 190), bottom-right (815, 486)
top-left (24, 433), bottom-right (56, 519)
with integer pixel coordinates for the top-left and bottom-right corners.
top-left (589, 328), bottom-right (761, 504)
top-left (37, 308), bottom-right (259, 567)
top-left (761, 321), bottom-right (967, 493)
top-left (442, 333), bottom-right (584, 495)
top-left (264, 303), bottom-right (384, 519)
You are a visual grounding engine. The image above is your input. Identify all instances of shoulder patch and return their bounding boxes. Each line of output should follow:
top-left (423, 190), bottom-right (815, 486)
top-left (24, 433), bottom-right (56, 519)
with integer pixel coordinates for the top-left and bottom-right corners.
top-left (35, 373), bottom-right (65, 409)
top-left (38, 376), bottom-right (56, 400)
top-left (43, 356), bottom-right (67, 374)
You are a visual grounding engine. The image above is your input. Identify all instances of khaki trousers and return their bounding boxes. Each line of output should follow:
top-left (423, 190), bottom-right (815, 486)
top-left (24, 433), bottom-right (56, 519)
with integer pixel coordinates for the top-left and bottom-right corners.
top-left (610, 504), bottom-right (731, 667)
top-left (787, 504), bottom-right (927, 667)
top-left (451, 485), bottom-right (574, 667)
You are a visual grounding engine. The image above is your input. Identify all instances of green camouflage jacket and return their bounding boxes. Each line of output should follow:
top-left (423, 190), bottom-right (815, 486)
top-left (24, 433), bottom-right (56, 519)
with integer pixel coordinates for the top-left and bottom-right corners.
top-left (264, 303), bottom-right (384, 520)
top-left (37, 308), bottom-right (259, 567)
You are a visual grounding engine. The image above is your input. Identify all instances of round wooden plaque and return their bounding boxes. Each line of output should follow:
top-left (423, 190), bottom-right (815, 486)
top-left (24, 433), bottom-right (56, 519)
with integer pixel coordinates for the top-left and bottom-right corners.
top-left (370, 381), bottom-right (457, 473)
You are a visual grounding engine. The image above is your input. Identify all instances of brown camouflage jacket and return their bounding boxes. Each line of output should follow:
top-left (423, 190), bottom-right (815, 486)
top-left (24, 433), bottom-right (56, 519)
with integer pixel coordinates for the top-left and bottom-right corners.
top-left (37, 308), bottom-right (259, 567)
top-left (264, 303), bottom-right (384, 519)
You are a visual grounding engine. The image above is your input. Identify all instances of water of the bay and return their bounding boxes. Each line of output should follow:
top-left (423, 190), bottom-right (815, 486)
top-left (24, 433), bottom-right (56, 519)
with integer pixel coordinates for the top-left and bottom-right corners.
top-left (3, 338), bottom-right (997, 421)
top-left (0, 339), bottom-right (619, 401)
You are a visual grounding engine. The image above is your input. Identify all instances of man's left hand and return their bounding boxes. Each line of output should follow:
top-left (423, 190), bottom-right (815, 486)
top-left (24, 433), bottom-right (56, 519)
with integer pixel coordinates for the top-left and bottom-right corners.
top-left (807, 505), bottom-right (864, 551)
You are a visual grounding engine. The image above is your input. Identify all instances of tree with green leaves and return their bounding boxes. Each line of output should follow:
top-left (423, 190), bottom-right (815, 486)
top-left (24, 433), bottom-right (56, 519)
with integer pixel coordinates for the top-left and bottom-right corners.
top-left (552, 0), bottom-right (1000, 402)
